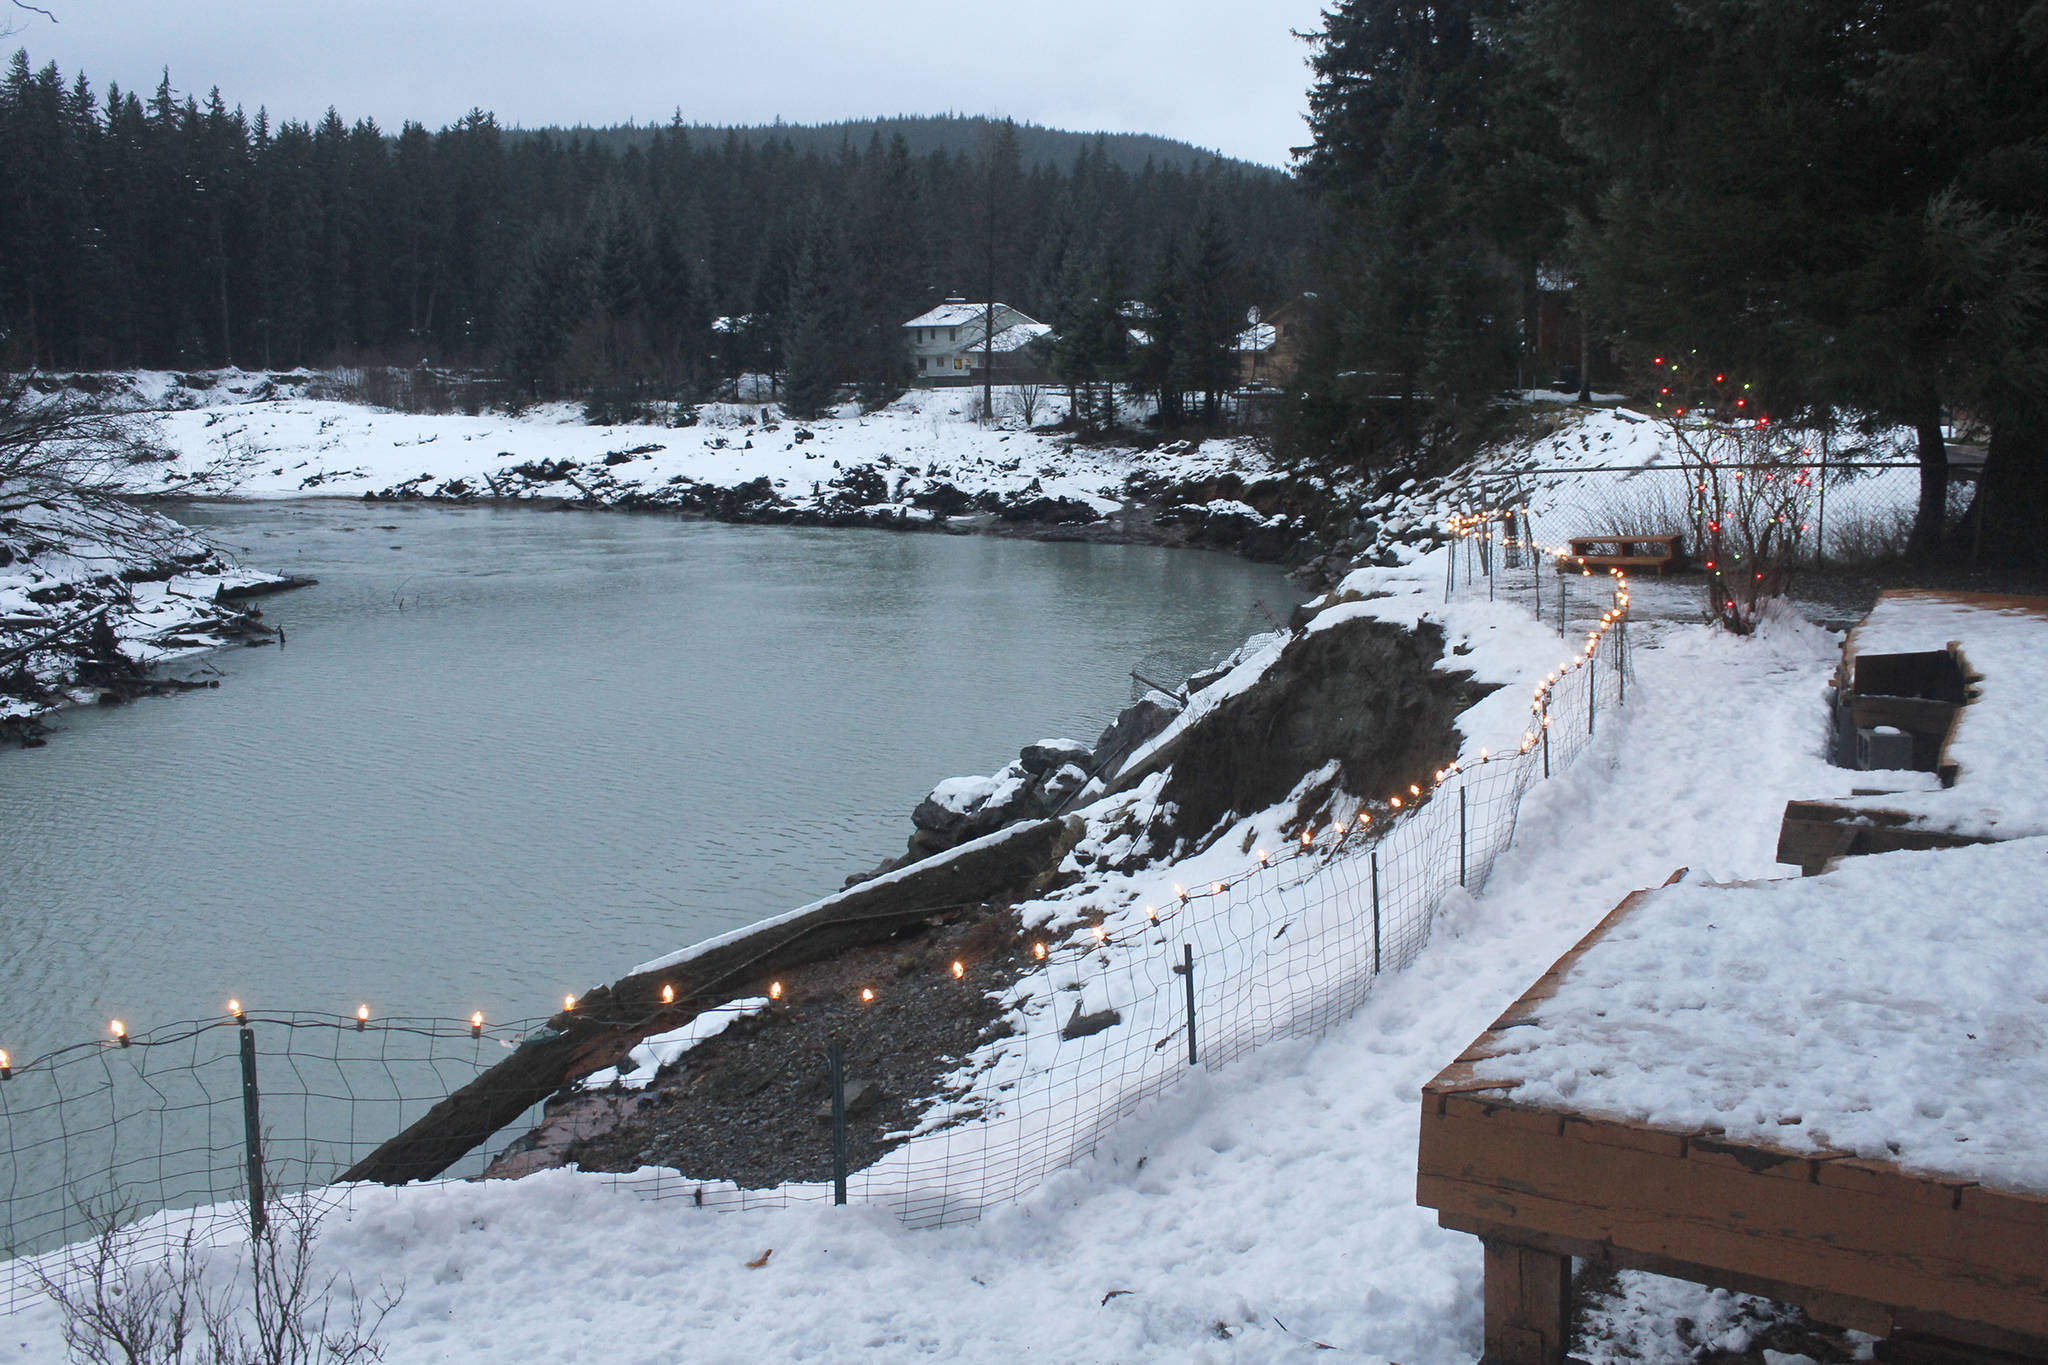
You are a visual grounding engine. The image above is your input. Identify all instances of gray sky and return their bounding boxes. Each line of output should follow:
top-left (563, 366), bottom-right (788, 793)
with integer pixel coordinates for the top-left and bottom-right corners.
top-left (8, 1), bottom-right (1330, 168)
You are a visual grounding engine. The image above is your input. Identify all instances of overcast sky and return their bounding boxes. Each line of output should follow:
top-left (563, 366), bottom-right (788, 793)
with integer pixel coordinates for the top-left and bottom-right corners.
top-left (8, 1), bottom-right (1331, 168)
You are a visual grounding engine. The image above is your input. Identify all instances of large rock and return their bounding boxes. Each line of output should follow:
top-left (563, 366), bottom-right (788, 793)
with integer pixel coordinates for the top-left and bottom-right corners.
top-left (1019, 737), bottom-right (1091, 775)
top-left (1137, 615), bottom-right (1491, 853)
top-left (1091, 690), bottom-right (1182, 778)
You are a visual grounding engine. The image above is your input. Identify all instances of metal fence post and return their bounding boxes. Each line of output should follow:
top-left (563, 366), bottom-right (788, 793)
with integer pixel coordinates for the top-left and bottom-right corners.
top-left (1589, 657), bottom-right (1598, 737)
top-left (1816, 447), bottom-right (1829, 568)
top-left (1542, 719), bottom-right (1551, 779)
top-left (1618, 617), bottom-right (1628, 706)
top-left (1182, 944), bottom-right (1198, 1066)
top-left (238, 1025), bottom-right (266, 1238)
top-left (828, 1042), bottom-right (848, 1206)
top-left (1458, 786), bottom-right (1468, 887)
top-left (1370, 850), bottom-right (1382, 975)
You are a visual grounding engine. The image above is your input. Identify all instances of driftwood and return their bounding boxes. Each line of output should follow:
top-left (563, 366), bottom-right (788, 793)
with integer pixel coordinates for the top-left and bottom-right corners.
top-left (339, 815), bottom-right (1082, 1186)
top-left (0, 603), bottom-right (111, 670)
top-left (214, 574), bottom-right (319, 601)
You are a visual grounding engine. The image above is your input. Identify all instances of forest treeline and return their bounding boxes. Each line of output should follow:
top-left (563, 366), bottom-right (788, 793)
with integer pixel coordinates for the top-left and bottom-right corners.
top-left (1294, 0), bottom-right (2048, 560)
top-left (0, 51), bottom-right (1312, 417)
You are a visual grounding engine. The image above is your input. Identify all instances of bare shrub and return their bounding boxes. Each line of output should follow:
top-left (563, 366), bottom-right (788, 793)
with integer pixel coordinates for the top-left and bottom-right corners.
top-left (1002, 383), bottom-right (1045, 426)
top-left (31, 1218), bottom-right (204, 1365)
top-left (35, 1186), bottom-right (401, 1365)
top-left (1593, 477), bottom-right (1694, 542)
top-left (199, 1195), bottom-right (401, 1365)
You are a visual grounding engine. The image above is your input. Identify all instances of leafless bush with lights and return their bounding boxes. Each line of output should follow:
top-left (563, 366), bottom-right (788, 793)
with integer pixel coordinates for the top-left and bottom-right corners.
top-left (1669, 417), bottom-right (1819, 635)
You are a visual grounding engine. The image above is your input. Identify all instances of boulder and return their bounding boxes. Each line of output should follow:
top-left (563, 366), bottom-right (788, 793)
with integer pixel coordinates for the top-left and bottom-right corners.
top-left (1040, 763), bottom-right (1090, 809)
top-left (1019, 738), bottom-right (1091, 775)
top-left (1090, 690), bottom-right (1182, 778)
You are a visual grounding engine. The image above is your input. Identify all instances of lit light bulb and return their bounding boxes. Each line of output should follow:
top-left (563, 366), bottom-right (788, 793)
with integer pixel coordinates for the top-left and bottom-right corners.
top-left (661, 984), bottom-right (675, 1005)
top-left (1301, 828), bottom-right (1314, 847)
top-left (110, 1020), bottom-right (127, 1044)
top-left (1146, 905), bottom-right (1159, 922)
top-left (1211, 881), bottom-right (1225, 895)
top-left (356, 1004), bottom-right (369, 1031)
top-left (860, 987), bottom-right (875, 1004)
top-left (1256, 848), bottom-right (1268, 863)
top-left (1390, 795), bottom-right (1403, 809)
top-left (1409, 784), bottom-right (1420, 797)
top-left (0, 1049), bottom-right (9, 1080)
top-left (951, 960), bottom-right (965, 979)
top-left (1175, 884), bottom-right (1189, 902)
top-left (1092, 925), bottom-right (1108, 944)
top-left (770, 980), bottom-right (784, 1000)
top-left (228, 999), bottom-right (243, 1021)
top-left (563, 995), bottom-right (575, 1013)
top-left (1032, 942), bottom-right (1048, 961)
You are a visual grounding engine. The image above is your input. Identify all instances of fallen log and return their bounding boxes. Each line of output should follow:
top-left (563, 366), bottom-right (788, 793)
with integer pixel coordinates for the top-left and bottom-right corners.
top-left (214, 574), bottom-right (319, 601)
top-left (0, 603), bottom-right (111, 670)
top-left (339, 815), bottom-right (1082, 1186)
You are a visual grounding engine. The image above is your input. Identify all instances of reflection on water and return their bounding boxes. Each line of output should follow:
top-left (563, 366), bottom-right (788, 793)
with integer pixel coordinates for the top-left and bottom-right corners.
top-left (0, 502), bottom-right (1295, 1058)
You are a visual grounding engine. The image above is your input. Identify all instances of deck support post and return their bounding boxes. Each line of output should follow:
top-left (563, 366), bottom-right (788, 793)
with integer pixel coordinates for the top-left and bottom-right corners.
top-left (1481, 1239), bottom-right (1573, 1365)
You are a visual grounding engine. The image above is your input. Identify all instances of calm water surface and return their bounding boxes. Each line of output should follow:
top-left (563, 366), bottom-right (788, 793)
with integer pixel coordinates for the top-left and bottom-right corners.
top-left (0, 502), bottom-right (1295, 1058)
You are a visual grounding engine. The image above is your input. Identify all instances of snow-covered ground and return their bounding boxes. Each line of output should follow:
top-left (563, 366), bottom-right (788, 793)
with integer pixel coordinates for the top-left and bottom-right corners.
top-left (8, 383), bottom-right (1946, 1359)
top-left (114, 371), bottom-right (1275, 526)
top-left (4, 559), bottom-right (1902, 1363)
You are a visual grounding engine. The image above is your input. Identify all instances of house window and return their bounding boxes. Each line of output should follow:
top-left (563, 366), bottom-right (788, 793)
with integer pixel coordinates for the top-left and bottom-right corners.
top-left (949, 328), bottom-right (957, 341)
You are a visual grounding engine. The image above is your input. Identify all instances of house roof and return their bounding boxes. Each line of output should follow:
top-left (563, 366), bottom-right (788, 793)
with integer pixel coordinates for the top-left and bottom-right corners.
top-left (1234, 322), bottom-right (1278, 353)
top-left (903, 301), bottom-right (1031, 330)
top-left (985, 321), bottom-right (1052, 354)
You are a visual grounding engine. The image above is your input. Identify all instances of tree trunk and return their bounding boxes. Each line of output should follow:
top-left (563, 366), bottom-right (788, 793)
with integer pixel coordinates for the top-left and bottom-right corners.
top-left (1909, 408), bottom-right (1948, 556)
top-left (1968, 399), bottom-right (2048, 565)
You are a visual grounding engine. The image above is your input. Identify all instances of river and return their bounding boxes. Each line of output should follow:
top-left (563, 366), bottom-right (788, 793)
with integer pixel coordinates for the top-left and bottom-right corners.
top-left (0, 501), bottom-right (1296, 1060)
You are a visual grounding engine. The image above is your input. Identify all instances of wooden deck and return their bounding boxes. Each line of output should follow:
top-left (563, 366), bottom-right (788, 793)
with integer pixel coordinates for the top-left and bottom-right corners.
top-left (1417, 881), bottom-right (2048, 1364)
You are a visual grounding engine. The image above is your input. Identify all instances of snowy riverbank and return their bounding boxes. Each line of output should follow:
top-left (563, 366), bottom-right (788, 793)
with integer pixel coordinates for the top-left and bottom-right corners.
top-left (0, 492), bottom-right (292, 736)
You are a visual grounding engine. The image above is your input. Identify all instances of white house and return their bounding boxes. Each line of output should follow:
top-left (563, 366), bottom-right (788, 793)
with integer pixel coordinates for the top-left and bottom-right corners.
top-left (903, 299), bottom-right (1052, 383)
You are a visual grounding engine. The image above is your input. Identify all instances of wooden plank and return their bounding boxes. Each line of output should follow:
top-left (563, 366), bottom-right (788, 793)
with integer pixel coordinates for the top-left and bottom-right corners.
top-left (1483, 1239), bottom-right (1572, 1365)
top-left (1437, 1209), bottom-right (1901, 1339)
top-left (1419, 1107), bottom-right (2048, 1335)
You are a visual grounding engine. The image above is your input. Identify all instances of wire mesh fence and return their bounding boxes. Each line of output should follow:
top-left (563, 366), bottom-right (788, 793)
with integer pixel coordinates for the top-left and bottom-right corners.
top-left (3, 540), bottom-right (1631, 1304)
top-left (1510, 458), bottom-right (1934, 569)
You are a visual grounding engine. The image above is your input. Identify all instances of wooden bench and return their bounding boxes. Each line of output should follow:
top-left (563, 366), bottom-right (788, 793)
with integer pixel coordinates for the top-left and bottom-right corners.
top-left (1419, 881), bottom-right (2048, 1364)
top-left (1563, 533), bottom-right (1683, 575)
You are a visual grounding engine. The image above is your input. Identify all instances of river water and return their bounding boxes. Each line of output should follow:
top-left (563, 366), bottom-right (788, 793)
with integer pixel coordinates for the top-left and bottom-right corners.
top-left (0, 502), bottom-right (1295, 1060)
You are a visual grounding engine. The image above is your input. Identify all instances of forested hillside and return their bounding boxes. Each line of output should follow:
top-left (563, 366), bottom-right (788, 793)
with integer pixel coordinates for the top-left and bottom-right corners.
top-left (0, 52), bottom-right (1313, 409)
top-left (544, 114), bottom-right (1277, 176)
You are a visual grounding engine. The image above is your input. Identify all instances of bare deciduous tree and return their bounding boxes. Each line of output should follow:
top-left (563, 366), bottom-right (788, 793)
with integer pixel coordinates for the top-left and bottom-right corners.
top-left (0, 374), bottom-right (192, 563)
